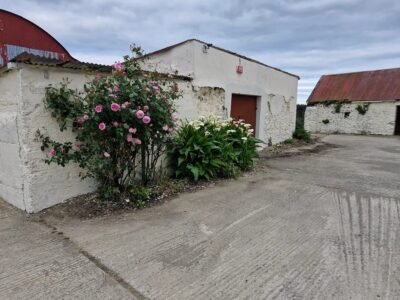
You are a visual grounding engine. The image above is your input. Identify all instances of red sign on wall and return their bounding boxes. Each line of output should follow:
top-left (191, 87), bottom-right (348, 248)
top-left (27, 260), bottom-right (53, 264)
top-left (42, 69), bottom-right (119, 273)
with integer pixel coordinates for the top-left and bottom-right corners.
top-left (236, 65), bottom-right (243, 74)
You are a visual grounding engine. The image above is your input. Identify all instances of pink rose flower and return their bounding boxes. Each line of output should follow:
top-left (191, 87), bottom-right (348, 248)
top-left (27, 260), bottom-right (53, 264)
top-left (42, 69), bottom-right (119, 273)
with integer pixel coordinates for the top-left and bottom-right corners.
top-left (142, 116), bottom-right (151, 124)
top-left (127, 134), bottom-right (134, 143)
top-left (124, 101), bottom-right (130, 106)
top-left (168, 127), bottom-right (174, 133)
top-left (113, 121), bottom-right (119, 127)
top-left (113, 85), bottom-right (120, 93)
top-left (47, 148), bottom-right (56, 158)
top-left (135, 110), bottom-right (144, 119)
top-left (112, 62), bottom-right (124, 72)
top-left (74, 143), bottom-right (81, 150)
top-left (83, 114), bottom-right (90, 120)
top-left (143, 105), bottom-right (149, 112)
top-left (111, 103), bottom-right (121, 111)
top-left (98, 122), bottom-right (106, 130)
top-left (133, 138), bottom-right (142, 145)
top-left (162, 125), bottom-right (169, 131)
top-left (95, 73), bottom-right (102, 80)
top-left (95, 105), bottom-right (103, 113)
top-left (104, 152), bottom-right (110, 158)
top-left (153, 86), bottom-right (160, 94)
top-left (129, 127), bottom-right (137, 134)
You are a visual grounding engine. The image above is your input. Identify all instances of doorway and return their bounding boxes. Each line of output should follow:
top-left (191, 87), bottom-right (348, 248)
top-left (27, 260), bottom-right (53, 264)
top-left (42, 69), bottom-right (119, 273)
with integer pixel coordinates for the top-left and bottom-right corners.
top-left (395, 106), bottom-right (400, 135)
top-left (230, 94), bottom-right (257, 134)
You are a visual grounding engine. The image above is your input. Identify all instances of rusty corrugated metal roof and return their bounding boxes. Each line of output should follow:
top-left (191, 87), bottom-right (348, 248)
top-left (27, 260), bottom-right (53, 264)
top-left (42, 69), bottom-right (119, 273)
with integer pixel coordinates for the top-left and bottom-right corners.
top-left (307, 68), bottom-right (400, 104)
top-left (7, 52), bottom-right (193, 81)
top-left (9, 52), bottom-right (111, 71)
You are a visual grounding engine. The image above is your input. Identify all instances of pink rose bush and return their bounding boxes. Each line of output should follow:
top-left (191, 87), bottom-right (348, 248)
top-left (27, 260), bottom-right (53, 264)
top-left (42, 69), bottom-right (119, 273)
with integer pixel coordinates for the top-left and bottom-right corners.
top-left (111, 103), bottom-right (121, 111)
top-left (135, 110), bottom-right (144, 119)
top-left (142, 116), bottom-right (151, 124)
top-left (98, 122), bottom-right (106, 130)
top-left (37, 46), bottom-right (181, 202)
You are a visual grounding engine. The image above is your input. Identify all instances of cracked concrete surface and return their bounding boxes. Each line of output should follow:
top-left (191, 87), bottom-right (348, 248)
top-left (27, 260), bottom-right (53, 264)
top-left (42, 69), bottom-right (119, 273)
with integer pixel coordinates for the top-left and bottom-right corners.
top-left (1, 134), bottom-right (400, 299)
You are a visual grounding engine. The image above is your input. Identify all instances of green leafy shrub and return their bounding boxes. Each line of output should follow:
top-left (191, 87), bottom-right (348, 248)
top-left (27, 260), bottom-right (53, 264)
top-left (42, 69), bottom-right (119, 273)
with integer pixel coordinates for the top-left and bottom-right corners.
top-left (356, 103), bottom-right (369, 115)
top-left (36, 46), bottom-right (181, 203)
top-left (293, 121), bottom-right (311, 142)
top-left (168, 116), bottom-right (261, 181)
top-left (322, 119), bottom-right (330, 124)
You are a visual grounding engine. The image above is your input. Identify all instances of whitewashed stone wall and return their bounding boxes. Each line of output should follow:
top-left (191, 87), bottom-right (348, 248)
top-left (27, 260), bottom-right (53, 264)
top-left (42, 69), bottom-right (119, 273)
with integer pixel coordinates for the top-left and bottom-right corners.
top-left (265, 95), bottom-right (296, 145)
top-left (305, 102), bottom-right (399, 135)
top-left (0, 64), bottom-right (226, 212)
top-left (143, 40), bottom-right (299, 146)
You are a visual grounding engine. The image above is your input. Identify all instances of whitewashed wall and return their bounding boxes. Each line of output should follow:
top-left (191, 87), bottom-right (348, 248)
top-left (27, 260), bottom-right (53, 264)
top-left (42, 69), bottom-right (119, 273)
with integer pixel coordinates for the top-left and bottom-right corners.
top-left (144, 40), bottom-right (299, 145)
top-left (0, 64), bottom-right (225, 212)
top-left (305, 102), bottom-right (399, 135)
top-left (0, 70), bottom-right (25, 210)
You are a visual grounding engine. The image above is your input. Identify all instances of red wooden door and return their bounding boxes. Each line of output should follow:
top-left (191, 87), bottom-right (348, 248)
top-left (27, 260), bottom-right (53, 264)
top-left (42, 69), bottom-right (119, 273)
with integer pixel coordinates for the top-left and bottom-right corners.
top-left (230, 94), bottom-right (257, 133)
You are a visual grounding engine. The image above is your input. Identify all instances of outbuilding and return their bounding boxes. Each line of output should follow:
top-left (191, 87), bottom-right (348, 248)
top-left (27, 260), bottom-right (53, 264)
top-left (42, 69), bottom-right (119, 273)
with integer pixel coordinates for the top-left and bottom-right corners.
top-left (0, 11), bottom-right (299, 212)
top-left (305, 68), bottom-right (400, 135)
top-left (142, 39), bottom-right (300, 145)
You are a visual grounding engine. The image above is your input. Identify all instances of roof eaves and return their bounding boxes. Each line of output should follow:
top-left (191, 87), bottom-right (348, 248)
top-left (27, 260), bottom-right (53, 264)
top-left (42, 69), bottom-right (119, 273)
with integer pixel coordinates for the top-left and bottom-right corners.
top-left (9, 52), bottom-right (193, 80)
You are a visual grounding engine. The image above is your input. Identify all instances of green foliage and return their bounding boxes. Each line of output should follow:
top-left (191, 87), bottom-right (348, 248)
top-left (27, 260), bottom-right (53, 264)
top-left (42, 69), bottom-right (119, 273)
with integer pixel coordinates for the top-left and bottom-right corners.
top-left (293, 121), bottom-right (311, 142)
top-left (283, 138), bottom-right (296, 144)
top-left (128, 185), bottom-right (150, 207)
top-left (356, 103), bottom-right (369, 115)
top-left (44, 81), bottom-right (83, 131)
top-left (168, 116), bottom-right (261, 181)
top-left (334, 101), bottom-right (343, 113)
top-left (37, 46), bottom-right (181, 202)
top-left (322, 119), bottom-right (330, 124)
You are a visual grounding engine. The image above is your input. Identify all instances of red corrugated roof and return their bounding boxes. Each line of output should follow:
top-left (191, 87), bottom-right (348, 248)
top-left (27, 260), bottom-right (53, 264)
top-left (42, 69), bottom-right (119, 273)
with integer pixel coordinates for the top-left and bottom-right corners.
top-left (307, 68), bottom-right (400, 104)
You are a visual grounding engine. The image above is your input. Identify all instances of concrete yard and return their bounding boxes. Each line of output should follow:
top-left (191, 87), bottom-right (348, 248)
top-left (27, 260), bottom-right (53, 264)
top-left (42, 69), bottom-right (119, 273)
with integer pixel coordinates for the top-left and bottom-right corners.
top-left (1, 135), bottom-right (400, 299)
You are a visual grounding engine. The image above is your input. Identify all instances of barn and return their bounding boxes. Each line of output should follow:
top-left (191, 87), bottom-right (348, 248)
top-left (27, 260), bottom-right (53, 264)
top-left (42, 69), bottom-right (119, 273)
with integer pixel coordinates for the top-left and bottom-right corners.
top-left (0, 10), bottom-right (299, 212)
top-left (0, 9), bottom-right (73, 65)
top-left (305, 68), bottom-right (400, 135)
top-left (142, 39), bottom-right (300, 145)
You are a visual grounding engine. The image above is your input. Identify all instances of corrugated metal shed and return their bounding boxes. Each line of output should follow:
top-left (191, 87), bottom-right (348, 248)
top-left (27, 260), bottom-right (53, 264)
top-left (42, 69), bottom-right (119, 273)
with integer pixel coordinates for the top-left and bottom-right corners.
top-left (0, 9), bottom-right (73, 65)
top-left (308, 68), bottom-right (400, 104)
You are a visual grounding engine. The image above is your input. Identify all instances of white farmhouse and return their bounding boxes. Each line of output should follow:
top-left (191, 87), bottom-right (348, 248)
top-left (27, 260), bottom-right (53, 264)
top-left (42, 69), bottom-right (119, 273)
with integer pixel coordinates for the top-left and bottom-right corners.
top-left (142, 39), bottom-right (300, 145)
top-left (305, 68), bottom-right (400, 135)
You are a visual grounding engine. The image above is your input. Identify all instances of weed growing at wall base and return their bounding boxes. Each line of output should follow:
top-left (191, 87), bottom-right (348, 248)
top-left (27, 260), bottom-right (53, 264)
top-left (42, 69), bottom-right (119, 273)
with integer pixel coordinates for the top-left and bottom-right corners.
top-left (293, 121), bottom-right (311, 142)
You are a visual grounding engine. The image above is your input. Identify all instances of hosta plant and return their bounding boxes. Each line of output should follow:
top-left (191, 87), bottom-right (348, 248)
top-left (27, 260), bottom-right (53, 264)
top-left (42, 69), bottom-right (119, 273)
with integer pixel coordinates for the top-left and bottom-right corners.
top-left (168, 115), bottom-right (261, 181)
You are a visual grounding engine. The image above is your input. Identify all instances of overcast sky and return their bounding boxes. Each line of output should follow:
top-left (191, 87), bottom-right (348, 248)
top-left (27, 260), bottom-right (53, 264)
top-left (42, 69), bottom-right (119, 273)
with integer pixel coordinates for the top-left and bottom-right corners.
top-left (2, 0), bottom-right (400, 103)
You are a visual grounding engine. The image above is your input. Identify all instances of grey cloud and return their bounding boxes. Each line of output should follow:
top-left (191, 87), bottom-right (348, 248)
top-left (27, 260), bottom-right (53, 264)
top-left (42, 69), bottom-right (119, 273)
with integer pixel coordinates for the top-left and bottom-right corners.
top-left (1, 0), bottom-right (399, 102)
